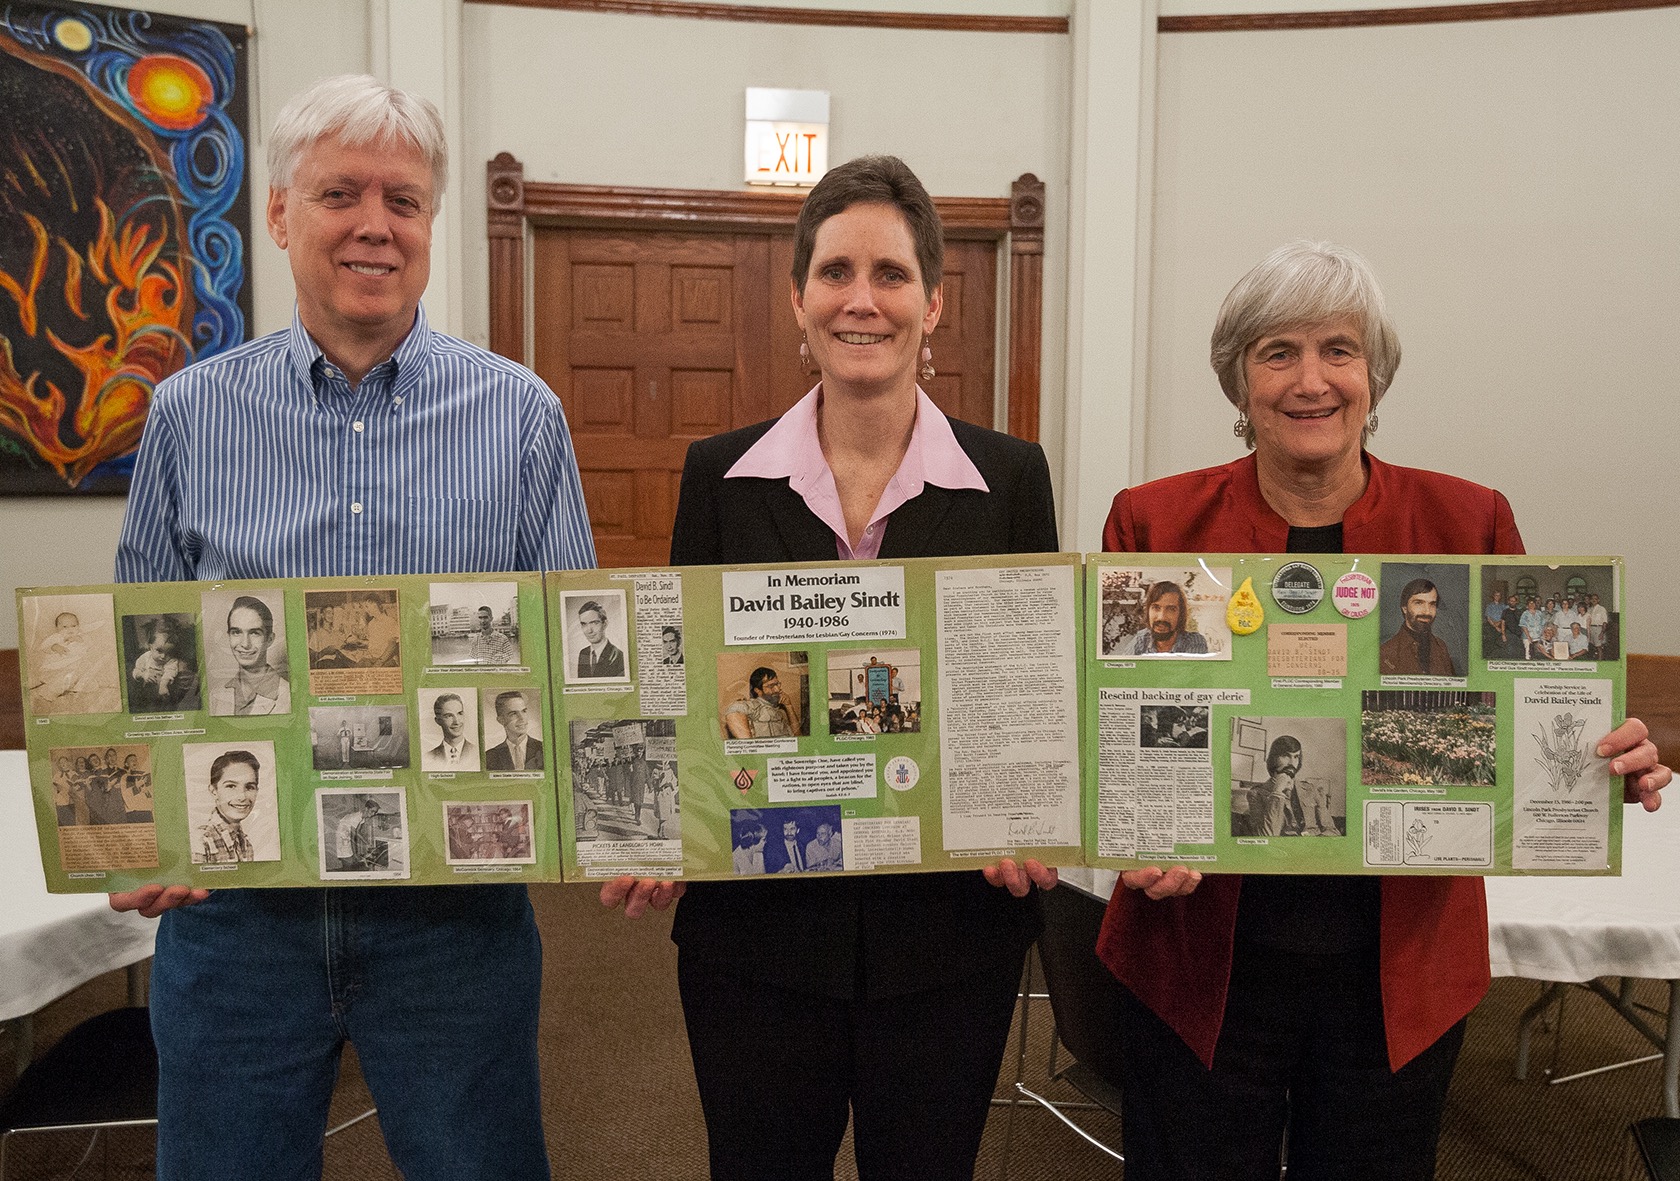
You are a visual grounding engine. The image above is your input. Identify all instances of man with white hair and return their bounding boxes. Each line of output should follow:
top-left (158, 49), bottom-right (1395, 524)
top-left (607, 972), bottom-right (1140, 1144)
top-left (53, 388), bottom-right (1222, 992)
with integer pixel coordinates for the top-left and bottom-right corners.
top-left (113, 74), bottom-right (593, 1179)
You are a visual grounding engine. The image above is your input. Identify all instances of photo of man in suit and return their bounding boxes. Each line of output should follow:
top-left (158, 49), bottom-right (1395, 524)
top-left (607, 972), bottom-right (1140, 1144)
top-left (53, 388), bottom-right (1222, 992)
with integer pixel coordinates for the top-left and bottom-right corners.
top-left (1380, 578), bottom-right (1457, 676)
top-left (423, 691), bottom-right (480, 771)
top-left (485, 689), bottom-right (543, 771)
top-left (574, 599), bottom-right (625, 679)
top-left (763, 816), bottom-right (806, 874)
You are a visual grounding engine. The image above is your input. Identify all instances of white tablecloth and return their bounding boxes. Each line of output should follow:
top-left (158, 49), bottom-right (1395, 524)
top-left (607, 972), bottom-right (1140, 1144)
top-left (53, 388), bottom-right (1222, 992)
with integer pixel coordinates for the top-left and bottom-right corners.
top-left (0, 751), bottom-right (157, 1021)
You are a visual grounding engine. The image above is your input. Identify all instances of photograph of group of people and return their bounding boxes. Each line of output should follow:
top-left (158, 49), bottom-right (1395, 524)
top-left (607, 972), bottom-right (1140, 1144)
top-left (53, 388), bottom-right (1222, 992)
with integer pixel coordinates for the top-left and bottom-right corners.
top-left (1481, 563), bottom-right (1618, 663)
top-left (1229, 716), bottom-right (1349, 838)
top-left (1098, 566), bottom-right (1233, 658)
top-left (568, 718), bottom-right (681, 842)
top-left (727, 805), bottom-right (845, 874)
top-left (48, 744), bottom-right (155, 827)
top-left (826, 648), bottom-right (921, 735)
top-left (445, 801), bottom-right (536, 864)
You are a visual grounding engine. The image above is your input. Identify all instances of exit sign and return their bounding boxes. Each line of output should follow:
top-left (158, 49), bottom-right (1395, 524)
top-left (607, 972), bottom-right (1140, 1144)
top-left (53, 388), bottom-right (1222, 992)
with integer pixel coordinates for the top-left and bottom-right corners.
top-left (744, 88), bottom-right (829, 187)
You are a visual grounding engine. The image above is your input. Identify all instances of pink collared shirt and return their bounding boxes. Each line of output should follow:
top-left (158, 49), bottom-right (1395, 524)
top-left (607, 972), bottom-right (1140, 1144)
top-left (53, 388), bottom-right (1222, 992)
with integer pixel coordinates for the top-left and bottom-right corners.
top-left (725, 386), bottom-right (988, 560)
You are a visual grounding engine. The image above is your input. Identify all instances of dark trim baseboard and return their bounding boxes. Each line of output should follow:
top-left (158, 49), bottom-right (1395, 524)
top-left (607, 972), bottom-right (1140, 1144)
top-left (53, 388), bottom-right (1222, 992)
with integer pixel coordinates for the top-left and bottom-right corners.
top-left (1160, 0), bottom-right (1677, 33)
top-left (464, 0), bottom-right (1068, 33)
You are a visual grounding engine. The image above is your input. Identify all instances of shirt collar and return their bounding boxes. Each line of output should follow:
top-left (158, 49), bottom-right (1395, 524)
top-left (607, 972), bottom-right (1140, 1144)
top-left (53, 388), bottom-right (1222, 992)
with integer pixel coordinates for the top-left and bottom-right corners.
top-left (285, 304), bottom-right (433, 403)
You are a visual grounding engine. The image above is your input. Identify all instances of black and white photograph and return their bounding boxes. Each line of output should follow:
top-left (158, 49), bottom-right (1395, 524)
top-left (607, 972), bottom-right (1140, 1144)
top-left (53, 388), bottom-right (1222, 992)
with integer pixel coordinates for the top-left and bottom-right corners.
top-left (23, 593), bottom-right (121, 715)
top-left (728, 805), bottom-right (844, 874)
top-left (1099, 565), bottom-right (1233, 659)
top-left (201, 588), bottom-right (291, 716)
top-left (1377, 563), bottom-right (1468, 678)
top-left (316, 789), bottom-right (408, 879)
top-left (429, 581), bottom-right (521, 666)
top-left (308, 705), bottom-right (411, 773)
top-left (562, 590), bottom-right (630, 683)
top-left (418, 687), bottom-right (482, 772)
top-left (1141, 704), bottom-right (1210, 749)
top-left (121, 612), bottom-right (202, 713)
top-left (657, 624), bottom-right (684, 666)
top-left (47, 743), bottom-right (155, 827)
top-left (1229, 716), bottom-right (1347, 838)
top-left (483, 687), bottom-right (544, 772)
top-left (568, 718), bottom-right (680, 841)
top-left (1481, 562), bottom-right (1618, 662)
top-left (827, 647), bottom-right (921, 735)
top-left (182, 741), bottom-right (281, 864)
top-left (304, 588), bottom-right (403, 696)
top-left (444, 801), bottom-right (536, 865)
top-left (716, 651), bottom-right (810, 741)
top-left (1361, 690), bottom-right (1497, 787)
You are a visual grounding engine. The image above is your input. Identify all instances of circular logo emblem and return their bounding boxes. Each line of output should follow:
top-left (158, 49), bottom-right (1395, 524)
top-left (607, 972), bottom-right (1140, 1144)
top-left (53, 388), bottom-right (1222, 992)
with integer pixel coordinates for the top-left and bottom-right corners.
top-left (1332, 571), bottom-right (1379, 619)
top-left (884, 756), bottom-right (920, 792)
top-left (1271, 562), bottom-right (1325, 614)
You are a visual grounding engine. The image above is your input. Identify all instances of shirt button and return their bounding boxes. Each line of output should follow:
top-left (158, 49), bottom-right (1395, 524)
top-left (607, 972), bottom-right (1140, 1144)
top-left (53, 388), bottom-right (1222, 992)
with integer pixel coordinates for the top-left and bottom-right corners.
top-left (865, 526), bottom-right (874, 536)
top-left (353, 420), bottom-right (365, 433)
top-left (393, 395), bottom-right (404, 405)
top-left (351, 502), bottom-right (364, 515)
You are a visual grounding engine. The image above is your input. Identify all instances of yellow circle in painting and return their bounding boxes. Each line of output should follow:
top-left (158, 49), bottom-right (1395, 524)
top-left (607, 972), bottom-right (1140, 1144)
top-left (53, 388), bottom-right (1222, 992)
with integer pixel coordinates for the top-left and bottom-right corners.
top-left (128, 54), bottom-right (213, 131)
top-left (54, 18), bottom-right (94, 52)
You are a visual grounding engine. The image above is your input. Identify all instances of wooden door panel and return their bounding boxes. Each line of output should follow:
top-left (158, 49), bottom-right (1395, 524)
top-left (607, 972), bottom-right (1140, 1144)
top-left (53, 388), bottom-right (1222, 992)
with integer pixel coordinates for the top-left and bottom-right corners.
top-left (670, 369), bottom-right (734, 437)
top-left (568, 368), bottom-right (635, 434)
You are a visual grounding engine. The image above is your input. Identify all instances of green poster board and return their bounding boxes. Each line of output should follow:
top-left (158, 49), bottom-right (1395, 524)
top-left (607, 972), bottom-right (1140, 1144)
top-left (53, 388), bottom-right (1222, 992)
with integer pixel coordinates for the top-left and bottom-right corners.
top-left (18, 572), bottom-right (560, 892)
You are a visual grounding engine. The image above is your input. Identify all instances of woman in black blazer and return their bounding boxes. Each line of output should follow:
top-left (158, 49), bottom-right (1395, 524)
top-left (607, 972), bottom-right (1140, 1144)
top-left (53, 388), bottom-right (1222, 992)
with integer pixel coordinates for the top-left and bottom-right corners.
top-left (603, 155), bottom-right (1059, 1181)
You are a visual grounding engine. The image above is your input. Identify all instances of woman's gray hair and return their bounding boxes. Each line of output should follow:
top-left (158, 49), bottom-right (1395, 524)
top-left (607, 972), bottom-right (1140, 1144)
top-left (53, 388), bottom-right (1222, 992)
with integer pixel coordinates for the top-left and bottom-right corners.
top-left (267, 75), bottom-right (447, 209)
top-left (1210, 241), bottom-right (1401, 448)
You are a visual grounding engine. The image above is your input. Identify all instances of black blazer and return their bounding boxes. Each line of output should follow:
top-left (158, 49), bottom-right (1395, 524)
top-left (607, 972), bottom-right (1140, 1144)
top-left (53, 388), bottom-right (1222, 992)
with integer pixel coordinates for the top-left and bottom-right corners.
top-left (669, 413), bottom-right (1059, 1000)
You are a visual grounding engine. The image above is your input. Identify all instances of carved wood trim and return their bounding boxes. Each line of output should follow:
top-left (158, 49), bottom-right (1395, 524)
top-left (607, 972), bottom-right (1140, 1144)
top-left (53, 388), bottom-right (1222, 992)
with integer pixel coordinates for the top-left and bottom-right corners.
top-left (488, 158), bottom-right (1044, 440)
top-left (1160, 0), bottom-right (1676, 33)
top-left (464, 0), bottom-right (1068, 34)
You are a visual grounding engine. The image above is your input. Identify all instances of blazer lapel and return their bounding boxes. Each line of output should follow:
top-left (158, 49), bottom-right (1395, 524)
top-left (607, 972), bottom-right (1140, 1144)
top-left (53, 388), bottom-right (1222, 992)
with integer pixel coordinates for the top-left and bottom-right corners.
top-left (878, 484), bottom-right (959, 559)
top-left (761, 480), bottom-right (839, 561)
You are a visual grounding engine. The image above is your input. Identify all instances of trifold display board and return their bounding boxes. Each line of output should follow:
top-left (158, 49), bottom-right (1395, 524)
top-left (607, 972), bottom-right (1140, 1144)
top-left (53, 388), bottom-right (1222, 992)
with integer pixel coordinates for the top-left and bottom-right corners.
top-left (19, 573), bottom-right (558, 892)
top-left (17, 553), bottom-right (1624, 892)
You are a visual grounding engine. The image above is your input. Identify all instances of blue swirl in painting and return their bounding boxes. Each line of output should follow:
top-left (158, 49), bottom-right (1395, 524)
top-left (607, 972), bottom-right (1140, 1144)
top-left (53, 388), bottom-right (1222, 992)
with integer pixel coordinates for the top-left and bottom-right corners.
top-left (0, 2), bottom-right (250, 493)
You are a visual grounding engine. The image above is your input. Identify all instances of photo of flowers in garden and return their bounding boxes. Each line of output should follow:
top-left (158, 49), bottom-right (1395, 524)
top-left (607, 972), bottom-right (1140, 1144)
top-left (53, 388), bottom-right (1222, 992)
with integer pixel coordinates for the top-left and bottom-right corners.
top-left (1360, 690), bottom-right (1497, 786)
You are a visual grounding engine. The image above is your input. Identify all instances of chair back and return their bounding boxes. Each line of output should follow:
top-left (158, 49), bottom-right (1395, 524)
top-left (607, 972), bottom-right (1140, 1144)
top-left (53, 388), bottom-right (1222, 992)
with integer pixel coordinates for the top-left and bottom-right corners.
top-left (1036, 886), bottom-right (1128, 1086)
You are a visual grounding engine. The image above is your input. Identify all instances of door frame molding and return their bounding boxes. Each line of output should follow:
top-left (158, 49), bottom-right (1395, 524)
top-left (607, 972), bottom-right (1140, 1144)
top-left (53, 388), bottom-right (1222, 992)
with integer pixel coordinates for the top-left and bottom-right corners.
top-left (486, 152), bottom-right (1046, 441)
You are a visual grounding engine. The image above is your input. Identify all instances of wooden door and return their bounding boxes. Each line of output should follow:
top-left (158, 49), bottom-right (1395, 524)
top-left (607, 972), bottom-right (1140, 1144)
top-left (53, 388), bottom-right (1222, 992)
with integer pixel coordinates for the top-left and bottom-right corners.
top-left (532, 225), bottom-right (1000, 569)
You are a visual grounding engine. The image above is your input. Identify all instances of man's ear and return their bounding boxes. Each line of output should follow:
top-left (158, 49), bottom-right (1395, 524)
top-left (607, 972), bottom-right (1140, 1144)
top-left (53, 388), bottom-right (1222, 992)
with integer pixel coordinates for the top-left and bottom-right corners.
top-left (266, 187), bottom-right (289, 250)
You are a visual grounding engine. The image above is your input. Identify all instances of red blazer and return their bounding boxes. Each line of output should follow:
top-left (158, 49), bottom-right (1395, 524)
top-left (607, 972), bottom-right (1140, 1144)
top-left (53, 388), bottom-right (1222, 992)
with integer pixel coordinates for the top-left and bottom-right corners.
top-left (1096, 451), bottom-right (1524, 1070)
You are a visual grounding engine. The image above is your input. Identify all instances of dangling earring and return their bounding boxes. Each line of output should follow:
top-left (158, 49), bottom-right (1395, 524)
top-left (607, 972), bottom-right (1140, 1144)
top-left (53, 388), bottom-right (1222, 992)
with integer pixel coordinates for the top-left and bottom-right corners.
top-left (920, 337), bottom-right (936, 382)
top-left (799, 333), bottom-right (812, 372)
top-left (1232, 412), bottom-right (1250, 438)
top-left (1365, 411), bottom-right (1379, 436)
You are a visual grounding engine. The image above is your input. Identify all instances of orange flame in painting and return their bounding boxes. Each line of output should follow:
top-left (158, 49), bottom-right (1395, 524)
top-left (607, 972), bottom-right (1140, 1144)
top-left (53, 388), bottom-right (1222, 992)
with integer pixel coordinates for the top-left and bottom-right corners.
top-left (0, 199), bottom-right (189, 487)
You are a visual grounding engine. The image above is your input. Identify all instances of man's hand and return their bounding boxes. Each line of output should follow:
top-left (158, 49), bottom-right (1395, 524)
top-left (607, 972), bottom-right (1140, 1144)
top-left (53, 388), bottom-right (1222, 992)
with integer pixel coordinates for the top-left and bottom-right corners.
top-left (1120, 865), bottom-right (1203, 900)
top-left (981, 858), bottom-right (1059, 897)
top-left (600, 876), bottom-right (686, 918)
top-left (110, 884), bottom-right (209, 917)
top-left (1599, 718), bottom-right (1670, 811)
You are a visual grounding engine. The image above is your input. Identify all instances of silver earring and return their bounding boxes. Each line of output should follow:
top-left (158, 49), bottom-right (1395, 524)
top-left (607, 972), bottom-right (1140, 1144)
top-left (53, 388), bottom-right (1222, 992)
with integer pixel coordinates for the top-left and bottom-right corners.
top-left (1232, 412), bottom-right (1250, 438)
top-left (920, 337), bottom-right (935, 382)
top-left (799, 334), bottom-right (811, 370)
top-left (1366, 411), bottom-right (1379, 436)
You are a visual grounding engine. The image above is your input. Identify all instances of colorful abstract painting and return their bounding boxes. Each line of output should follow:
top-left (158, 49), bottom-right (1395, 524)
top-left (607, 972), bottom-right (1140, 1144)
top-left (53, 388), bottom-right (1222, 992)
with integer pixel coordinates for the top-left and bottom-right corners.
top-left (0, 1), bottom-right (249, 494)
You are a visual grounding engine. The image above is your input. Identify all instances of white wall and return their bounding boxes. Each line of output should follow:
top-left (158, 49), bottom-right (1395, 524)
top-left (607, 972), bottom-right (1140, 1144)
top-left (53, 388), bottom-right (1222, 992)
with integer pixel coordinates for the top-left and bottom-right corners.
top-left (1143, 5), bottom-right (1680, 652)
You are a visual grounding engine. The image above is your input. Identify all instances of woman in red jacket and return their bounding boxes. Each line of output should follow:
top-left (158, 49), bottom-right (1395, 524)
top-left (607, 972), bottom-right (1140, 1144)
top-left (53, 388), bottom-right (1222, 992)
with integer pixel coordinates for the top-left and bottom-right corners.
top-left (1100, 240), bottom-right (1669, 1180)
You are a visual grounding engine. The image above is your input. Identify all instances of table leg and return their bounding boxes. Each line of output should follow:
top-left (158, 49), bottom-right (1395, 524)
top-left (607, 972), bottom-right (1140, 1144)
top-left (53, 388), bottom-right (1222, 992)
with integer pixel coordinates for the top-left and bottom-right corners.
top-left (1515, 981), bottom-right (1565, 1080)
top-left (1666, 979), bottom-right (1678, 1119)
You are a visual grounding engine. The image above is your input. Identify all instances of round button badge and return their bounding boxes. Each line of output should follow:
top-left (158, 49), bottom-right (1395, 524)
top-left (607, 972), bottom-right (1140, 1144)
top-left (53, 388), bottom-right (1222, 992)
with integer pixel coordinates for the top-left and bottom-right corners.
top-left (1332, 571), bottom-right (1378, 618)
top-left (1271, 562), bottom-right (1325, 614)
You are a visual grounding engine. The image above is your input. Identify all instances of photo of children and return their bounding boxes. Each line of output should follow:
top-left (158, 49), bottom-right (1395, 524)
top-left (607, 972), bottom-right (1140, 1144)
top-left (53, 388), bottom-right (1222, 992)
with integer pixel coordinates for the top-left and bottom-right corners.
top-left (1099, 565), bottom-right (1233, 659)
top-left (183, 741), bottom-right (282, 864)
top-left (121, 612), bottom-right (202, 713)
top-left (45, 743), bottom-right (158, 871)
top-left (23, 593), bottom-right (121, 715)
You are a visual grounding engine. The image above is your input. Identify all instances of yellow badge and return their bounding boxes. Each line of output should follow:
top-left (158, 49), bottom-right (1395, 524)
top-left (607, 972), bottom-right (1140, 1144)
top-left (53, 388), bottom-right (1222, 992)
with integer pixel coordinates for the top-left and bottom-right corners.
top-left (1227, 576), bottom-right (1264, 635)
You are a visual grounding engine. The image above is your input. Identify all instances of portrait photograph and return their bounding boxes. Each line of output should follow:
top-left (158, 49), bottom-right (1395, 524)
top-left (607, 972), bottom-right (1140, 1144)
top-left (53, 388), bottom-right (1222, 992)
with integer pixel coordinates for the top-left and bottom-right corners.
top-left (1480, 562), bottom-right (1618, 663)
top-left (1378, 563), bottom-right (1469, 678)
top-left (23, 592), bottom-right (121, 715)
top-left (308, 705), bottom-right (411, 773)
top-left (429, 580), bottom-right (521, 667)
top-left (715, 651), bottom-right (811, 743)
top-left (727, 805), bottom-right (844, 875)
top-left (46, 743), bottom-right (155, 828)
top-left (1099, 565), bottom-right (1232, 659)
top-left (562, 590), bottom-right (630, 684)
top-left (1141, 704), bottom-right (1210, 749)
top-left (1361, 691), bottom-right (1497, 787)
top-left (827, 647), bottom-right (921, 735)
top-left (304, 588), bottom-right (403, 696)
top-left (1229, 715), bottom-right (1347, 838)
top-left (568, 718), bottom-right (680, 842)
top-left (121, 612), bottom-right (202, 713)
top-left (483, 687), bottom-right (545, 772)
top-left (182, 740), bottom-right (281, 864)
top-left (201, 588), bottom-right (291, 717)
top-left (316, 789), bottom-right (408, 880)
top-left (445, 801), bottom-right (536, 865)
top-left (418, 687), bottom-right (483, 773)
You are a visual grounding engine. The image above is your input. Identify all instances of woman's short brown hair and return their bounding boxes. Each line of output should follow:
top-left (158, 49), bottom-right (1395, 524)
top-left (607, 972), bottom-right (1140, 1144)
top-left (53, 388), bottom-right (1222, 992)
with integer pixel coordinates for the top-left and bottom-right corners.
top-left (791, 155), bottom-right (943, 298)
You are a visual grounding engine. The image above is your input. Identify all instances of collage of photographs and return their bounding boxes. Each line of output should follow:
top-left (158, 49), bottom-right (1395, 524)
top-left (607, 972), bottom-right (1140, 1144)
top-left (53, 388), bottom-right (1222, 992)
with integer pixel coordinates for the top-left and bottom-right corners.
top-left (21, 577), bottom-right (549, 885)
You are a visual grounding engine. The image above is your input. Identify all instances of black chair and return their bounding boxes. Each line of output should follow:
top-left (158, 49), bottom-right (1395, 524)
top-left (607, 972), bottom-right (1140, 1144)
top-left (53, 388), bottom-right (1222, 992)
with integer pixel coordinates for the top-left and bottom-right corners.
top-left (1631, 1118), bottom-right (1680, 1181)
top-left (0, 1006), bottom-right (157, 1181)
top-left (999, 886), bottom-right (1127, 1175)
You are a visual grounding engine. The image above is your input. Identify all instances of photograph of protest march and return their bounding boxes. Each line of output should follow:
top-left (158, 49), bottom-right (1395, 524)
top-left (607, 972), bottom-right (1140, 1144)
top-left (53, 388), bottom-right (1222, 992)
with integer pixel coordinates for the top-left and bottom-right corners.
top-left (568, 718), bottom-right (679, 842)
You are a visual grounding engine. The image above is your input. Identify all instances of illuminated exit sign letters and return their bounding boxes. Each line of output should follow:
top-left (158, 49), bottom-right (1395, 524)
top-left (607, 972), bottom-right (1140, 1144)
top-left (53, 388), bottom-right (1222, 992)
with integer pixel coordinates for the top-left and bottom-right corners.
top-left (744, 88), bottom-right (829, 187)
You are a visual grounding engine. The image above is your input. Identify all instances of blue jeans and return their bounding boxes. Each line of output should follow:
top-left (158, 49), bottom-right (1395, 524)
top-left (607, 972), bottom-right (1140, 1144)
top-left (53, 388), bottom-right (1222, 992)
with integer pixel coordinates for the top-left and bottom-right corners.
top-left (150, 885), bottom-right (549, 1181)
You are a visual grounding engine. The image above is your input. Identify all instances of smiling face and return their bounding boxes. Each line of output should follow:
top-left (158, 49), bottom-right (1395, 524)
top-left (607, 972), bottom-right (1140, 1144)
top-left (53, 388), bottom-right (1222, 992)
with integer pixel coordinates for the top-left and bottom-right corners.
top-left (793, 202), bottom-right (942, 400)
top-left (210, 760), bottom-right (259, 825)
top-left (266, 133), bottom-right (433, 367)
top-left (437, 696), bottom-right (466, 742)
top-left (496, 693), bottom-right (530, 741)
top-left (1402, 588), bottom-right (1440, 635)
top-left (1147, 592), bottom-right (1184, 642)
top-left (226, 606), bottom-right (271, 672)
top-left (1243, 318), bottom-right (1372, 471)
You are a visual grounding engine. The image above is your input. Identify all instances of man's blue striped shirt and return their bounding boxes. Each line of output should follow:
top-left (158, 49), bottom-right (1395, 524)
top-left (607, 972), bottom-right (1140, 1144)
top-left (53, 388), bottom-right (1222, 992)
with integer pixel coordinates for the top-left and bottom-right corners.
top-left (116, 305), bottom-right (596, 582)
